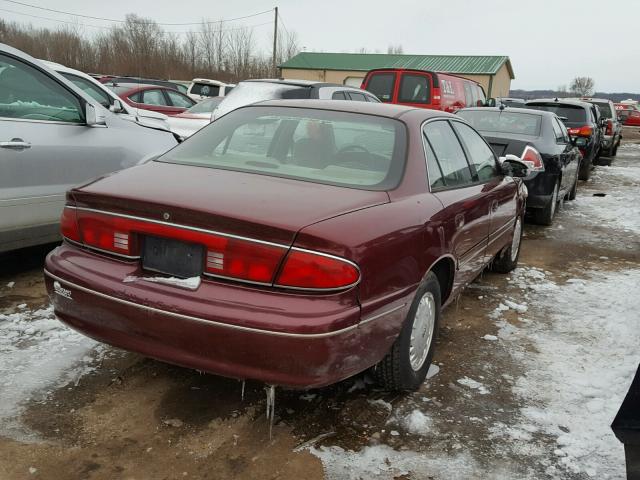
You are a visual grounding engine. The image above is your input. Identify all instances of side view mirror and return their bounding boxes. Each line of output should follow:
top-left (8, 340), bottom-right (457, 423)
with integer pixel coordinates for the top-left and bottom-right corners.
top-left (109, 99), bottom-right (124, 113)
top-left (486, 98), bottom-right (497, 107)
top-left (599, 118), bottom-right (608, 127)
top-left (499, 154), bottom-right (530, 178)
top-left (85, 103), bottom-right (106, 126)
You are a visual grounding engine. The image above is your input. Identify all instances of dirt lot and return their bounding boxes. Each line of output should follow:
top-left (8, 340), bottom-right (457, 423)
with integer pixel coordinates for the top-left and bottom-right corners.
top-left (1, 134), bottom-right (639, 480)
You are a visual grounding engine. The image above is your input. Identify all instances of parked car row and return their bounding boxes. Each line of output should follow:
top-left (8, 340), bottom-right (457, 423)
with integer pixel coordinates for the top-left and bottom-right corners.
top-left (0, 41), bottom-right (624, 393)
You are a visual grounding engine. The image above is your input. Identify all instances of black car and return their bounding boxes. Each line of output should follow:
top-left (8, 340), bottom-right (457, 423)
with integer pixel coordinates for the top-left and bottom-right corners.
top-left (525, 99), bottom-right (603, 181)
top-left (458, 107), bottom-right (581, 225)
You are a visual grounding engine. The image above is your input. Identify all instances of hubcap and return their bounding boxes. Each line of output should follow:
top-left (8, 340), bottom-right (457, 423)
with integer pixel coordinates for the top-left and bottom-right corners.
top-left (409, 292), bottom-right (436, 371)
top-left (511, 217), bottom-right (522, 262)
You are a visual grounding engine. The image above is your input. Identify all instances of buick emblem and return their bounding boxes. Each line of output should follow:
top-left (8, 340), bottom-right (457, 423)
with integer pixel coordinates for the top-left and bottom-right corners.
top-left (162, 212), bottom-right (170, 221)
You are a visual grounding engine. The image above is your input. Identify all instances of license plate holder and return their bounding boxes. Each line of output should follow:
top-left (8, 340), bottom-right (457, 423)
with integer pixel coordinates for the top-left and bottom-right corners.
top-left (142, 236), bottom-right (204, 279)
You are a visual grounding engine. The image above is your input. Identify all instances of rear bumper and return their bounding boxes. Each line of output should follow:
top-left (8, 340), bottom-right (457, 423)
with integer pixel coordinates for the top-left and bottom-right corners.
top-left (44, 244), bottom-right (408, 388)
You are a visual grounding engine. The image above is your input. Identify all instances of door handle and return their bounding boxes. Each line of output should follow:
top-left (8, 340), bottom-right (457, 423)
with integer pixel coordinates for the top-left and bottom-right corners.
top-left (0, 138), bottom-right (31, 150)
top-left (455, 213), bottom-right (465, 229)
top-left (491, 200), bottom-right (499, 213)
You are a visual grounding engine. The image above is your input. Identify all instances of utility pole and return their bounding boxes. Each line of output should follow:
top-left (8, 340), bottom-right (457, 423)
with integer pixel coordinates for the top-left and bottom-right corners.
top-left (272, 6), bottom-right (278, 78)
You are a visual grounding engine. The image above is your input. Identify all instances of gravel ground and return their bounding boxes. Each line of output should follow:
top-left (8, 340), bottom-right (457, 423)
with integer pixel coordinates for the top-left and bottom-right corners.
top-left (1, 139), bottom-right (639, 480)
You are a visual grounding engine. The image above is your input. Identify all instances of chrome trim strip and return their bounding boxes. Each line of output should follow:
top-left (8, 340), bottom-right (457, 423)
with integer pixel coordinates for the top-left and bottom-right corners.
top-left (45, 269), bottom-right (359, 339)
top-left (487, 218), bottom-right (516, 246)
top-left (65, 206), bottom-right (290, 250)
top-left (202, 271), bottom-right (273, 287)
top-left (359, 303), bottom-right (407, 326)
top-left (63, 237), bottom-right (141, 260)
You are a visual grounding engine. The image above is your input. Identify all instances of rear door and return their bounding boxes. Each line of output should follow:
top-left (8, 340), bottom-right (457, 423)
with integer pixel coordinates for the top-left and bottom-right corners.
top-left (552, 116), bottom-right (579, 193)
top-left (450, 120), bottom-right (518, 262)
top-left (423, 120), bottom-right (492, 290)
top-left (362, 71), bottom-right (396, 103)
top-left (397, 72), bottom-right (433, 108)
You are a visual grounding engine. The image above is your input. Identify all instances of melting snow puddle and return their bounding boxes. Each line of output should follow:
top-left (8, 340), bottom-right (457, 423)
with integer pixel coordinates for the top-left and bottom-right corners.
top-left (309, 267), bottom-right (639, 479)
top-left (0, 304), bottom-right (104, 440)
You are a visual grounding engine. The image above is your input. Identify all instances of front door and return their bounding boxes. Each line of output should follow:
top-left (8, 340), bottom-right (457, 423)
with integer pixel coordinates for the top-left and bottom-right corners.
top-left (0, 52), bottom-right (122, 250)
top-left (423, 120), bottom-right (493, 294)
top-left (450, 120), bottom-right (518, 260)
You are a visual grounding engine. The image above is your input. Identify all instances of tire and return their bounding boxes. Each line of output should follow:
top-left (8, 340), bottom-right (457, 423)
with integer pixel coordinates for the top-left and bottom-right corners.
top-left (492, 215), bottom-right (523, 273)
top-left (375, 272), bottom-right (441, 391)
top-left (534, 180), bottom-right (559, 226)
top-left (578, 157), bottom-right (591, 181)
top-left (568, 165), bottom-right (579, 201)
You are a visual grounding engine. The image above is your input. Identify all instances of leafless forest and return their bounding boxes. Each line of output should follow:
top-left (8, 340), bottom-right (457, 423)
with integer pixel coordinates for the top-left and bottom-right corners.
top-left (0, 14), bottom-right (299, 81)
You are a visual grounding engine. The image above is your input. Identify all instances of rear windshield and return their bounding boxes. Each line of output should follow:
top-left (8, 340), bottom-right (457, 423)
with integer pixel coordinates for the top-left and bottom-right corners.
top-left (526, 103), bottom-right (586, 123)
top-left (591, 101), bottom-right (612, 118)
top-left (365, 73), bottom-right (395, 102)
top-left (190, 82), bottom-right (220, 97)
top-left (158, 106), bottom-right (407, 190)
top-left (457, 110), bottom-right (542, 136)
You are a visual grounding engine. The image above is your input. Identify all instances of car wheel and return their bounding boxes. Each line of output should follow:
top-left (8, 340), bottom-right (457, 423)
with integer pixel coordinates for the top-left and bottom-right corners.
top-left (492, 215), bottom-right (523, 273)
top-left (578, 157), bottom-right (591, 181)
top-left (375, 272), bottom-right (441, 391)
top-left (568, 165), bottom-right (579, 201)
top-left (534, 180), bottom-right (559, 226)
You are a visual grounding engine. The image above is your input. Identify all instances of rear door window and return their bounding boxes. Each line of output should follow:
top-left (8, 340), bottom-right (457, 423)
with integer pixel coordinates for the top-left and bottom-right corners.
top-left (347, 92), bottom-right (367, 102)
top-left (166, 90), bottom-right (194, 108)
top-left (452, 121), bottom-right (499, 182)
top-left (423, 120), bottom-right (474, 188)
top-left (398, 73), bottom-right (430, 104)
top-left (142, 89), bottom-right (168, 106)
top-left (332, 91), bottom-right (346, 100)
top-left (551, 118), bottom-right (565, 143)
top-left (593, 101), bottom-right (612, 119)
top-left (365, 73), bottom-right (395, 102)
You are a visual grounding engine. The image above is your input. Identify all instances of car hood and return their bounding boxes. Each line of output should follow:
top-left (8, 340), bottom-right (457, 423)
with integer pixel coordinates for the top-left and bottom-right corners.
top-left (71, 161), bottom-right (389, 246)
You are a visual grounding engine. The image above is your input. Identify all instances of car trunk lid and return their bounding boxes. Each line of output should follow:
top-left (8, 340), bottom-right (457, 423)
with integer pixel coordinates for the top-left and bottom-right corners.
top-left (71, 160), bottom-right (389, 248)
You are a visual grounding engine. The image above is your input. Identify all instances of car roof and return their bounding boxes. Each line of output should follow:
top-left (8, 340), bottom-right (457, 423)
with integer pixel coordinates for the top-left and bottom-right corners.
top-left (526, 98), bottom-right (591, 108)
top-left (106, 82), bottom-right (167, 91)
top-left (459, 106), bottom-right (555, 117)
top-left (243, 78), bottom-right (320, 87)
top-left (191, 78), bottom-right (232, 86)
top-left (571, 97), bottom-right (610, 103)
top-left (245, 99), bottom-right (457, 121)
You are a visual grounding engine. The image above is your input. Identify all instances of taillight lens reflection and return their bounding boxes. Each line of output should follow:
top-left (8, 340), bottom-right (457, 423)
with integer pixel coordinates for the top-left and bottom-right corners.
top-left (276, 249), bottom-right (360, 290)
top-left (521, 146), bottom-right (545, 172)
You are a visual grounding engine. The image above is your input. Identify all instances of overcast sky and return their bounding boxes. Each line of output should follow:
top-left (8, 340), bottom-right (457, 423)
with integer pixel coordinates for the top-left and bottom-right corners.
top-left (2, 0), bottom-right (639, 92)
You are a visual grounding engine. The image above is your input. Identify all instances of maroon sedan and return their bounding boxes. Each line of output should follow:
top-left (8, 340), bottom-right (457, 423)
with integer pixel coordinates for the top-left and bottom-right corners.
top-left (45, 100), bottom-right (528, 390)
top-left (107, 82), bottom-right (196, 116)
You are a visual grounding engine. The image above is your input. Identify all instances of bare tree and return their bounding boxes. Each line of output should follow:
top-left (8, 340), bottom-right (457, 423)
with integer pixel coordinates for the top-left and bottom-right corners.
top-left (570, 77), bottom-right (595, 97)
top-left (387, 44), bottom-right (404, 54)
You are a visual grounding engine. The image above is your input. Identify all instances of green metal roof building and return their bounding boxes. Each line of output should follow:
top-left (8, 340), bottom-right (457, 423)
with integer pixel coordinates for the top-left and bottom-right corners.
top-left (279, 52), bottom-right (515, 97)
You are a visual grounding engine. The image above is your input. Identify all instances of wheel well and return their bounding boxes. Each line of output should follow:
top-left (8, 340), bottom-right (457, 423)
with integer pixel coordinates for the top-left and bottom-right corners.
top-left (430, 258), bottom-right (455, 305)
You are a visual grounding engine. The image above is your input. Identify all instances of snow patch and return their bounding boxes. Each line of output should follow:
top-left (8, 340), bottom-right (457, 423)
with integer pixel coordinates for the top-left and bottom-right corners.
top-left (123, 275), bottom-right (201, 289)
top-left (0, 305), bottom-right (104, 439)
top-left (457, 377), bottom-right (490, 395)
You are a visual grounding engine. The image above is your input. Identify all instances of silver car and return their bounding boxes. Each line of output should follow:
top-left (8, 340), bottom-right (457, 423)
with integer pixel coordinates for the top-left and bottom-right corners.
top-left (0, 43), bottom-right (178, 253)
top-left (213, 79), bottom-right (380, 120)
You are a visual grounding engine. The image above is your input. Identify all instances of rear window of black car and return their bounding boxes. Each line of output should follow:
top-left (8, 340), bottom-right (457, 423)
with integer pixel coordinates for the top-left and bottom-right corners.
top-left (158, 106), bottom-right (407, 191)
top-left (526, 103), bottom-right (586, 123)
top-left (457, 110), bottom-right (542, 136)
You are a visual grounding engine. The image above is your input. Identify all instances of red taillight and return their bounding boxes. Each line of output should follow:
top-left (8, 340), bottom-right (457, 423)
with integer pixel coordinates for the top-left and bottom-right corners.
top-left (567, 125), bottom-right (593, 137)
top-left (605, 119), bottom-right (613, 136)
top-left (521, 146), bottom-right (544, 171)
top-left (61, 207), bottom-right (360, 290)
top-left (204, 238), bottom-right (284, 284)
top-left (432, 87), bottom-right (442, 106)
top-left (60, 206), bottom-right (80, 242)
top-left (275, 249), bottom-right (360, 290)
